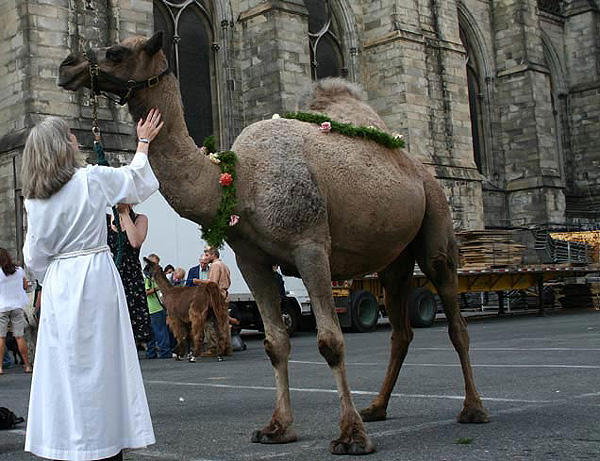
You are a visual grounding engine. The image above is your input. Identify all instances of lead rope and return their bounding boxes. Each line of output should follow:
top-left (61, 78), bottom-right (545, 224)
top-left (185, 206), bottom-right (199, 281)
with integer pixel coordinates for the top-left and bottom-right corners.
top-left (89, 61), bottom-right (125, 267)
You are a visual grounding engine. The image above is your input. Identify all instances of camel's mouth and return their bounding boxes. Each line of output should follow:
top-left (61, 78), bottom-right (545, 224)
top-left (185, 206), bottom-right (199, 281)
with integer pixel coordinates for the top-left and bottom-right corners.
top-left (57, 54), bottom-right (90, 91)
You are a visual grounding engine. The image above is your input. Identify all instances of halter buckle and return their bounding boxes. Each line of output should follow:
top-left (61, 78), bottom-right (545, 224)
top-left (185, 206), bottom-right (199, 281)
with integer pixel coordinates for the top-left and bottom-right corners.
top-left (147, 76), bottom-right (160, 88)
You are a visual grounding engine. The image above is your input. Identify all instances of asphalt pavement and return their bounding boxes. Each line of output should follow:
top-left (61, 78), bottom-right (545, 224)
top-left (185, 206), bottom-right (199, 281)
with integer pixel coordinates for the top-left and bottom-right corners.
top-left (1, 309), bottom-right (599, 460)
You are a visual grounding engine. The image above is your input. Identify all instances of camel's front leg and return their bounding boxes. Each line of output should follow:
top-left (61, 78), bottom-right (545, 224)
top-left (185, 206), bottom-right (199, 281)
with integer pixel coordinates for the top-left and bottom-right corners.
top-left (236, 255), bottom-right (297, 444)
top-left (293, 244), bottom-right (375, 455)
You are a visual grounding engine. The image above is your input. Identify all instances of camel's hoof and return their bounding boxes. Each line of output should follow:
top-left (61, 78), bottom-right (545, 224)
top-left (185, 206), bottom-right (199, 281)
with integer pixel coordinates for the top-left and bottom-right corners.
top-left (457, 405), bottom-right (489, 424)
top-left (360, 405), bottom-right (387, 422)
top-left (251, 428), bottom-right (297, 444)
top-left (329, 436), bottom-right (376, 456)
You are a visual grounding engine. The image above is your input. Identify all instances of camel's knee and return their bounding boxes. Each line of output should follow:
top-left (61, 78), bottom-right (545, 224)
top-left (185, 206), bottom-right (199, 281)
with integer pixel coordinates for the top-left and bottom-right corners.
top-left (391, 326), bottom-right (413, 347)
top-left (264, 333), bottom-right (290, 367)
top-left (448, 320), bottom-right (470, 347)
top-left (318, 330), bottom-right (344, 368)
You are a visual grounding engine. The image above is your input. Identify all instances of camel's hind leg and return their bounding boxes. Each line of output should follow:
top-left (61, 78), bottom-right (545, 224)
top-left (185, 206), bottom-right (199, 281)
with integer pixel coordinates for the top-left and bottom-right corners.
top-left (412, 198), bottom-right (488, 423)
top-left (360, 251), bottom-right (415, 422)
top-left (293, 243), bottom-right (375, 455)
top-left (236, 253), bottom-right (297, 445)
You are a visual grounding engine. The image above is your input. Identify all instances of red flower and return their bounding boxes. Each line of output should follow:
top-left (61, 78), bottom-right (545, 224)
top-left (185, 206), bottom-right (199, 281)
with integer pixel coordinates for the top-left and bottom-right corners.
top-left (219, 173), bottom-right (233, 186)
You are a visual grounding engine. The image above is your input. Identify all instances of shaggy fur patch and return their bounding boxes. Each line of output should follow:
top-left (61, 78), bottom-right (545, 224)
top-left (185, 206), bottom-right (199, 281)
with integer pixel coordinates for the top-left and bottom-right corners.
top-left (259, 127), bottom-right (326, 232)
top-left (298, 78), bottom-right (365, 112)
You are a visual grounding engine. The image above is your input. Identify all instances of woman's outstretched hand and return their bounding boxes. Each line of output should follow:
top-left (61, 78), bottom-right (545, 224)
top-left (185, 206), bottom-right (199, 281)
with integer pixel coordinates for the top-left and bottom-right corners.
top-left (137, 108), bottom-right (164, 143)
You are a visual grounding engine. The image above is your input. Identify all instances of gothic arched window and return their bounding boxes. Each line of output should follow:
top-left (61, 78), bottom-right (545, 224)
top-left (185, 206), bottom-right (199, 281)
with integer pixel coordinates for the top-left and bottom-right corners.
top-left (460, 27), bottom-right (486, 174)
top-left (305, 0), bottom-right (345, 80)
top-left (153, 1), bottom-right (215, 146)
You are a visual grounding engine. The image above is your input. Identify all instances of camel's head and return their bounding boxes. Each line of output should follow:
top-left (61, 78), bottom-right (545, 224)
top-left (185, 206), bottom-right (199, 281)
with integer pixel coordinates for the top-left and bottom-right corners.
top-left (58, 32), bottom-right (168, 104)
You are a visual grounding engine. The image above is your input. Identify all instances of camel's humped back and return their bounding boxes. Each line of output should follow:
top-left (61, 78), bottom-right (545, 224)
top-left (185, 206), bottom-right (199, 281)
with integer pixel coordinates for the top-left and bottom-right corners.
top-left (297, 78), bottom-right (388, 132)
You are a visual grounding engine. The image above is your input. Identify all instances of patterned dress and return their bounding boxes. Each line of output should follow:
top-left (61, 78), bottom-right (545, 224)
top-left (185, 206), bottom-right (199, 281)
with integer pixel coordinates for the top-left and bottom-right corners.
top-left (107, 211), bottom-right (152, 343)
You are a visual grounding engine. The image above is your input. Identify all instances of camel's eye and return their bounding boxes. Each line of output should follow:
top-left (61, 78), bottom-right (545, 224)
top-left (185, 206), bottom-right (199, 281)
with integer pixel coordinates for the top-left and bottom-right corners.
top-left (106, 46), bottom-right (126, 63)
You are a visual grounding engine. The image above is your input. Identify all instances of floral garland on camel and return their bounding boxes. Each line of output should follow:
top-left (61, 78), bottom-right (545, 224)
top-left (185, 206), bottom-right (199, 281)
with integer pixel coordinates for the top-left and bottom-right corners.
top-left (201, 115), bottom-right (405, 248)
top-left (200, 136), bottom-right (239, 249)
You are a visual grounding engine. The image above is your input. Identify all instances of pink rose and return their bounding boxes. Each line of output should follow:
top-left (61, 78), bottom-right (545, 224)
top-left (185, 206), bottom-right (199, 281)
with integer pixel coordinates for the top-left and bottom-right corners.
top-left (229, 215), bottom-right (240, 227)
top-left (319, 121), bottom-right (332, 133)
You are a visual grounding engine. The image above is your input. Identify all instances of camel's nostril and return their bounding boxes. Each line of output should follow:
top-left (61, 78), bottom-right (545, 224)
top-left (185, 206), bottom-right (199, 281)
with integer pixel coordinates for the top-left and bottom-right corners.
top-left (60, 54), bottom-right (76, 67)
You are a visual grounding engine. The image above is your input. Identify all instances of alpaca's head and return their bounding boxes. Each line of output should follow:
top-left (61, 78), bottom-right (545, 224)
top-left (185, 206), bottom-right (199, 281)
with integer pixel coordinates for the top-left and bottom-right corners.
top-left (143, 256), bottom-right (162, 279)
top-left (58, 32), bottom-right (168, 102)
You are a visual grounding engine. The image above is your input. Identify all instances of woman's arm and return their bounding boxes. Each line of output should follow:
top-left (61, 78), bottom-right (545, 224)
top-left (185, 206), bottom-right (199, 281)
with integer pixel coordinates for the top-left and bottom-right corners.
top-left (118, 211), bottom-right (148, 249)
top-left (87, 109), bottom-right (163, 207)
top-left (23, 204), bottom-right (53, 282)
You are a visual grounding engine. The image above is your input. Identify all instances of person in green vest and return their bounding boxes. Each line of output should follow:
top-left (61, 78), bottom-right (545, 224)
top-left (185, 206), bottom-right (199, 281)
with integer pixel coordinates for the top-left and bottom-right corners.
top-left (144, 253), bottom-right (171, 359)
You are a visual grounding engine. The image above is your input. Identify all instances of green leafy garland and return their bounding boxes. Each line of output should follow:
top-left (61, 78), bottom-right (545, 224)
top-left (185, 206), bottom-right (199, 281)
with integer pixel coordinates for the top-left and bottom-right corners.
top-left (282, 111), bottom-right (405, 149)
top-left (200, 142), bottom-right (238, 249)
top-left (202, 135), bottom-right (217, 155)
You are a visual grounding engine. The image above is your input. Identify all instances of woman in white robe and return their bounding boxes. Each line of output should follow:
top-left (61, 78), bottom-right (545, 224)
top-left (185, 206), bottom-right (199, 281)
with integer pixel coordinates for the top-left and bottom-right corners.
top-left (22, 110), bottom-right (164, 461)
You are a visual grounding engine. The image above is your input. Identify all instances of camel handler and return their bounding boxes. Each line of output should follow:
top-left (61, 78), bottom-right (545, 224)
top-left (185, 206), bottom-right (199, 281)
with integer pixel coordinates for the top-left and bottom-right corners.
top-left (205, 248), bottom-right (230, 302)
top-left (201, 247), bottom-right (232, 356)
top-left (22, 109), bottom-right (163, 461)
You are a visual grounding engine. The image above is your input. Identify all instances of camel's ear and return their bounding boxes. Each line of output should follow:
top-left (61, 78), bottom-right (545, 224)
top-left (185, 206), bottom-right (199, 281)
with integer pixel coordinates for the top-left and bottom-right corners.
top-left (145, 31), bottom-right (163, 56)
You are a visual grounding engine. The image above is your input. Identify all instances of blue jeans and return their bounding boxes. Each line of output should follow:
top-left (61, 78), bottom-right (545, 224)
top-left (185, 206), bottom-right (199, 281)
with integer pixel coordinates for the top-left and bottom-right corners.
top-left (3, 350), bottom-right (13, 368)
top-left (147, 309), bottom-right (171, 358)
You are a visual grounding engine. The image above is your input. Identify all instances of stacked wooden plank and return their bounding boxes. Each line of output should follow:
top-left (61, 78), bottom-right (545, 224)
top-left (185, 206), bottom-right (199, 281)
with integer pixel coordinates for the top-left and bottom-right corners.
top-left (456, 230), bottom-right (525, 269)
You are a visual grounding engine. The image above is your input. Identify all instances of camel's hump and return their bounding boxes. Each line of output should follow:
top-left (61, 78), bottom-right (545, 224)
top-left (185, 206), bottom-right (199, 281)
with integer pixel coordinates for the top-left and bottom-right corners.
top-left (298, 78), bottom-right (364, 111)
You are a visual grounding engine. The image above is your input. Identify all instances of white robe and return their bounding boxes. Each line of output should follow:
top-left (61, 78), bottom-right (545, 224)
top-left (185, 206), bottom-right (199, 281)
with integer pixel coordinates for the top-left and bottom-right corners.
top-left (23, 152), bottom-right (158, 461)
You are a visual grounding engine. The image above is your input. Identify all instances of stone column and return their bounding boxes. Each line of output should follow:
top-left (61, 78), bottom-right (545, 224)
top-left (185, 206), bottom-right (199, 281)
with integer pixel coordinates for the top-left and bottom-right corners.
top-left (493, 0), bottom-right (565, 227)
top-left (563, 0), bottom-right (600, 221)
top-left (237, 0), bottom-right (311, 123)
top-left (361, 0), bottom-right (484, 230)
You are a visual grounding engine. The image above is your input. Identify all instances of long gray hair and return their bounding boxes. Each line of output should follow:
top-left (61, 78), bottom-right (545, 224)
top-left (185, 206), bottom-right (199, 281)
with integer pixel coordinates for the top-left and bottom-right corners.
top-left (21, 117), bottom-right (86, 199)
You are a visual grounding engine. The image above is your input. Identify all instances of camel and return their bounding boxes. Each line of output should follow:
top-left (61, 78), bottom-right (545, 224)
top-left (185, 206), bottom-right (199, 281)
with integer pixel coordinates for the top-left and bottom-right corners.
top-left (143, 258), bottom-right (230, 360)
top-left (58, 32), bottom-right (489, 455)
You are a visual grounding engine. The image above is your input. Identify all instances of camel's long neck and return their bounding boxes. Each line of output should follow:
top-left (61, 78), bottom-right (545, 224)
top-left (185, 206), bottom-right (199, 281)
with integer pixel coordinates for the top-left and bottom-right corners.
top-left (128, 75), bottom-right (220, 225)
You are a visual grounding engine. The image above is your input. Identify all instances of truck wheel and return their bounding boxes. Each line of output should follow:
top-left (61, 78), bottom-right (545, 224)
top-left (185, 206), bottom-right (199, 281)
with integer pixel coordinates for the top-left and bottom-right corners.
top-left (350, 290), bottom-right (379, 332)
top-left (408, 287), bottom-right (436, 328)
top-left (281, 298), bottom-right (300, 337)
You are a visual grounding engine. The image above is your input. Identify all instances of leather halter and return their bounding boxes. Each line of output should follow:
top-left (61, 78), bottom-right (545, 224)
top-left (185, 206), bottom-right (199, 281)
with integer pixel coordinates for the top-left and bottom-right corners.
top-left (84, 48), bottom-right (170, 106)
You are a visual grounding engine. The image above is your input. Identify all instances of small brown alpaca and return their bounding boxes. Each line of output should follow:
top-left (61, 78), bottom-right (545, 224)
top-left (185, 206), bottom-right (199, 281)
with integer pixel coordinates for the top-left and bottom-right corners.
top-left (143, 258), bottom-right (230, 360)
